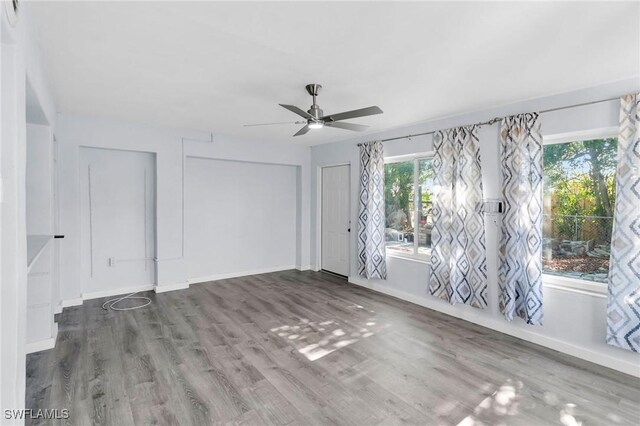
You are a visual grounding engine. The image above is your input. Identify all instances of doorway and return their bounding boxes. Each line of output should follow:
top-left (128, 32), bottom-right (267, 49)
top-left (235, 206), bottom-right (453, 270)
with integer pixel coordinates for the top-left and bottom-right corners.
top-left (321, 164), bottom-right (350, 277)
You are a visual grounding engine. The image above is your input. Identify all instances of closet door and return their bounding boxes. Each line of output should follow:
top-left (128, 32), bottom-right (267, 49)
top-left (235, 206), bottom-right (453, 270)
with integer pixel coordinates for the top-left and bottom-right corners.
top-left (322, 165), bottom-right (350, 277)
top-left (80, 148), bottom-right (156, 295)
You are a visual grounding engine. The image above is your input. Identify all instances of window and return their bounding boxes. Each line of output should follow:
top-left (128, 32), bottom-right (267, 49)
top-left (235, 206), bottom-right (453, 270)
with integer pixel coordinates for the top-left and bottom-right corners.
top-left (542, 135), bottom-right (617, 284)
top-left (384, 157), bottom-right (435, 258)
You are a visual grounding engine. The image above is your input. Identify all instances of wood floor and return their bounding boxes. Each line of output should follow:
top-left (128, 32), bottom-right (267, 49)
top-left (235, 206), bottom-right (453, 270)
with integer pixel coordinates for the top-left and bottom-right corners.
top-left (27, 270), bottom-right (639, 425)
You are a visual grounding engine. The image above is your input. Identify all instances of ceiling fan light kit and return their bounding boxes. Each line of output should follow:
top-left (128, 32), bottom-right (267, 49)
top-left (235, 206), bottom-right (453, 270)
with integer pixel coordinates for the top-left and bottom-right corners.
top-left (245, 83), bottom-right (383, 136)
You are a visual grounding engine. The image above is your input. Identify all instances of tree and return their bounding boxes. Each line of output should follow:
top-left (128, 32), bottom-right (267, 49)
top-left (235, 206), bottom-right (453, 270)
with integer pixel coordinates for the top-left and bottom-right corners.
top-left (384, 159), bottom-right (435, 231)
top-left (543, 138), bottom-right (616, 216)
top-left (583, 139), bottom-right (616, 217)
top-left (543, 138), bottom-right (617, 243)
top-left (384, 162), bottom-right (414, 230)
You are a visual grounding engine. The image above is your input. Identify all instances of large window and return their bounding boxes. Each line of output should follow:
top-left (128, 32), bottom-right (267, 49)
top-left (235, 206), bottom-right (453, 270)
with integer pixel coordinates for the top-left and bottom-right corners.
top-left (542, 135), bottom-right (617, 283)
top-left (384, 157), bottom-right (434, 258)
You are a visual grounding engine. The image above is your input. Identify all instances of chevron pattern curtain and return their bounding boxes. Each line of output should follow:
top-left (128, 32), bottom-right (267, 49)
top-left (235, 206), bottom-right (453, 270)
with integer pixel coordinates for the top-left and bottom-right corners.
top-left (607, 93), bottom-right (640, 352)
top-left (498, 113), bottom-right (544, 325)
top-left (357, 141), bottom-right (387, 279)
top-left (429, 126), bottom-right (487, 308)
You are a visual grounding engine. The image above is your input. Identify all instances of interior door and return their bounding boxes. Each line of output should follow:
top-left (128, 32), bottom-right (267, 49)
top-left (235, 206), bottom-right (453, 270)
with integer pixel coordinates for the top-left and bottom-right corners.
top-left (322, 164), bottom-right (350, 276)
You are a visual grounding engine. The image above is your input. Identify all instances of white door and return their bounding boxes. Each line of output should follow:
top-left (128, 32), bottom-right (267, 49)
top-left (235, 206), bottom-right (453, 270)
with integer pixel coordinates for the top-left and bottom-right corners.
top-left (322, 165), bottom-right (350, 276)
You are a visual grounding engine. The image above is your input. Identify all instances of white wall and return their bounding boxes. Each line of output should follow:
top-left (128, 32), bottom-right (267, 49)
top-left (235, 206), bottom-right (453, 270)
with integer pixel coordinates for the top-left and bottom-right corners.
top-left (185, 157), bottom-right (297, 280)
top-left (79, 147), bottom-right (156, 296)
top-left (25, 123), bottom-right (57, 350)
top-left (26, 124), bottom-right (52, 234)
top-left (310, 79), bottom-right (640, 377)
top-left (1, 1), bottom-right (58, 418)
top-left (55, 114), bottom-right (311, 301)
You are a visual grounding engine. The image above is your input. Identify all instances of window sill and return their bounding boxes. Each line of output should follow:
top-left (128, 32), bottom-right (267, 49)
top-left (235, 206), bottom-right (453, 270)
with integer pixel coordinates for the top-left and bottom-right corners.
top-left (542, 273), bottom-right (607, 298)
top-left (381, 257), bottom-right (607, 298)
top-left (386, 251), bottom-right (431, 264)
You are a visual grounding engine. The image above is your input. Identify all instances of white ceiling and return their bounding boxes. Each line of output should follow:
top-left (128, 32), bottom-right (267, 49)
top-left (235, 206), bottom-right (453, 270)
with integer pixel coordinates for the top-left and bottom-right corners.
top-left (31, 1), bottom-right (640, 145)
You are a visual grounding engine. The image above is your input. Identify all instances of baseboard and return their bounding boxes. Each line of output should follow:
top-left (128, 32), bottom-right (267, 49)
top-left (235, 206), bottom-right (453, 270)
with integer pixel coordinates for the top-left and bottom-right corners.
top-left (26, 323), bottom-right (58, 354)
top-left (58, 285), bottom-right (155, 311)
top-left (189, 265), bottom-right (297, 285)
top-left (154, 281), bottom-right (189, 294)
top-left (82, 284), bottom-right (155, 301)
top-left (61, 297), bottom-right (83, 308)
top-left (348, 276), bottom-right (640, 378)
top-left (296, 265), bottom-right (311, 271)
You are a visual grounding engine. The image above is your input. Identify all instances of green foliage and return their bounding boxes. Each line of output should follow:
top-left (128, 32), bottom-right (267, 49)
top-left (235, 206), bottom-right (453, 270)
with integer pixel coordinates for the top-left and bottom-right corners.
top-left (384, 162), bottom-right (414, 229)
top-left (543, 138), bottom-right (617, 217)
top-left (543, 138), bottom-right (617, 242)
top-left (384, 159), bottom-right (434, 230)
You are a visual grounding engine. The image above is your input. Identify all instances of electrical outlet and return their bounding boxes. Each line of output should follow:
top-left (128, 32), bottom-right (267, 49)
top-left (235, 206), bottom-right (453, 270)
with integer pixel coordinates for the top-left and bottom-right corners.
top-left (109, 257), bottom-right (116, 267)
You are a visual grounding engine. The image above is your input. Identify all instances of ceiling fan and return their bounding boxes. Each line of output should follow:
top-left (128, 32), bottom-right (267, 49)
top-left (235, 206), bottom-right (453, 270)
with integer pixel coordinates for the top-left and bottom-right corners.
top-left (244, 84), bottom-right (383, 136)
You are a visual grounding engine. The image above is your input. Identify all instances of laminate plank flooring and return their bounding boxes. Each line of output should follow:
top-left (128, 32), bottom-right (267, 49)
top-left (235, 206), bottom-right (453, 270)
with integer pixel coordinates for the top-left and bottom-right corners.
top-left (26, 270), bottom-right (640, 425)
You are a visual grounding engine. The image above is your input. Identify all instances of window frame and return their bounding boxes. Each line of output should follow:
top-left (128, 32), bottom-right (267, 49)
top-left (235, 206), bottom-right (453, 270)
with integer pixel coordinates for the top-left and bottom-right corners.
top-left (541, 127), bottom-right (618, 296)
top-left (384, 152), bottom-right (435, 262)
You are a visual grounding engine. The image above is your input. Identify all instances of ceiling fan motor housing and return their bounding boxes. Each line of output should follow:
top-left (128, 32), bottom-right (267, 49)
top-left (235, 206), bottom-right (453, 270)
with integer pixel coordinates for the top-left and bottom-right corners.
top-left (308, 104), bottom-right (323, 121)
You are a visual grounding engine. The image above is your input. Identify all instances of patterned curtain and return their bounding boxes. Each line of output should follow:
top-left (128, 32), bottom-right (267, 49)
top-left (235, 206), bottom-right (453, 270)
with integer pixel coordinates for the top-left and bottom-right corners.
top-left (607, 93), bottom-right (640, 352)
top-left (498, 113), bottom-right (544, 325)
top-left (357, 141), bottom-right (387, 279)
top-left (429, 126), bottom-right (487, 308)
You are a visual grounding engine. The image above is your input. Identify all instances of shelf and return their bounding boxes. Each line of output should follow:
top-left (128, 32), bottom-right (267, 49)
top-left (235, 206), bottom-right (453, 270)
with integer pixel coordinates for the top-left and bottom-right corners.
top-left (27, 235), bottom-right (53, 272)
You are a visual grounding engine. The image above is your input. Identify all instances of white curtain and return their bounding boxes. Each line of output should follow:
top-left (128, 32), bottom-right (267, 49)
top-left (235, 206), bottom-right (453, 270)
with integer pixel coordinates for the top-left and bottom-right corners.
top-left (357, 141), bottom-right (387, 279)
top-left (607, 93), bottom-right (640, 352)
top-left (429, 126), bottom-right (487, 308)
top-left (498, 113), bottom-right (544, 325)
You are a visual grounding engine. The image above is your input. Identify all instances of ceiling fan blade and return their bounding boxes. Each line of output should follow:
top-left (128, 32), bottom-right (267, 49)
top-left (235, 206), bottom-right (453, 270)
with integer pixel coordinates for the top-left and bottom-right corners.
top-left (243, 121), bottom-right (304, 127)
top-left (279, 104), bottom-right (314, 120)
top-left (325, 122), bottom-right (370, 132)
top-left (293, 124), bottom-right (310, 137)
top-left (323, 106), bottom-right (383, 122)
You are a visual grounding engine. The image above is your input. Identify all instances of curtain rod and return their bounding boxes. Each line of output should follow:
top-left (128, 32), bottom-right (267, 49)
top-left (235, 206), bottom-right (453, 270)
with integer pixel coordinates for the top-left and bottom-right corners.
top-left (356, 96), bottom-right (620, 146)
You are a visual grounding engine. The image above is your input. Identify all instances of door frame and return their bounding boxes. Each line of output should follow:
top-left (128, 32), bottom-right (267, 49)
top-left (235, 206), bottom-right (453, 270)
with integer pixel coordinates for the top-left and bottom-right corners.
top-left (316, 162), bottom-right (351, 276)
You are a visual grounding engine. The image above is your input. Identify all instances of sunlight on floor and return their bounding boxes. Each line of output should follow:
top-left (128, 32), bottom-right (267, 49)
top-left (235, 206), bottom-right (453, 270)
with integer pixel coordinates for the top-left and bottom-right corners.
top-left (270, 304), bottom-right (389, 361)
top-left (559, 403), bottom-right (583, 426)
top-left (456, 380), bottom-right (523, 425)
top-left (456, 382), bottom-right (589, 426)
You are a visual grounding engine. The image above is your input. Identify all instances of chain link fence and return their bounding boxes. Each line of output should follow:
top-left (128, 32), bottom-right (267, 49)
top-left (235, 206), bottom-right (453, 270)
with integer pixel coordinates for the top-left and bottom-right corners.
top-left (542, 214), bottom-right (613, 283)
top-left (543, 214), bottom-right (613, 246)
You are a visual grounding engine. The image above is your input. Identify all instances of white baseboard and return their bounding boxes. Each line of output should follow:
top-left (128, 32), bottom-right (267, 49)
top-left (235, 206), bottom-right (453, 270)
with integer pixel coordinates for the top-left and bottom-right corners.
top-left (54, 303), bottom-right (63, 314)
top-left (296, 265), bottom-right (311, 271)
top-left (26, 323), bottom-right (58, 354)
top-left (61, 297), bottom-right (83, 308)
top-left (189, 265), bottom-right (296, 285)
top-left (348, 276), bottom-right (640, 378)
top-left (154, 281), bottom-right (189, 294)
top-left (82, 284), bottom-right (155, 301)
